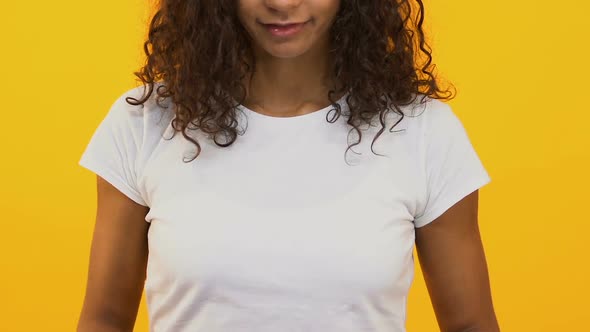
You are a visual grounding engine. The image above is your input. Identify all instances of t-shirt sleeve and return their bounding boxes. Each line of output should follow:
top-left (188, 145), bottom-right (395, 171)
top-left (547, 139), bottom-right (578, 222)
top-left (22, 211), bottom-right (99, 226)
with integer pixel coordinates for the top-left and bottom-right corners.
top-left (78, 91), bottom-right (148, 206)
top-left (413, 101), bottom-right (491, 228)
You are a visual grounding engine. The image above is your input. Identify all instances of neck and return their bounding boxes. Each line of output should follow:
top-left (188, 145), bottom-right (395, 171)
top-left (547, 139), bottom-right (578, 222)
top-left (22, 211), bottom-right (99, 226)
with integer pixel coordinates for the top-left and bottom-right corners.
top-left (239, 38), bottom-right (343, 117)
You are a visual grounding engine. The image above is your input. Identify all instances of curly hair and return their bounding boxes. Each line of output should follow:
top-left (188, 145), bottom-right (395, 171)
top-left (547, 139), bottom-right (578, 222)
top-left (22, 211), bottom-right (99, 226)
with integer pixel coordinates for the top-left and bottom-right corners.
top-left (127, 0), bottom-right (455, 163)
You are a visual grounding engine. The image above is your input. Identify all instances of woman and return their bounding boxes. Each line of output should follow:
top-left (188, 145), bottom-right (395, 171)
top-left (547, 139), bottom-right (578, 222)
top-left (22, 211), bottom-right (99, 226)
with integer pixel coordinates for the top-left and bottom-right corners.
top-left (77, 1), bottom-right (500, 331)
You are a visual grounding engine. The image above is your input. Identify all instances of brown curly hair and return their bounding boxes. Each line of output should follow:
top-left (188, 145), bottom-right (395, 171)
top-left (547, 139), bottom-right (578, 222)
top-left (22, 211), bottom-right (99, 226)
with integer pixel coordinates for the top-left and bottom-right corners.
top-left (127, 0), bottom-right (455, 163)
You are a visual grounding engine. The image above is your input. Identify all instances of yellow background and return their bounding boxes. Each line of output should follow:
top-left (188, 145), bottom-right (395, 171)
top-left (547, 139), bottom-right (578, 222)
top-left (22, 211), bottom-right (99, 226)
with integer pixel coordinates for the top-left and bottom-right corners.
top-left (1, 0), bottom-right (588, 331)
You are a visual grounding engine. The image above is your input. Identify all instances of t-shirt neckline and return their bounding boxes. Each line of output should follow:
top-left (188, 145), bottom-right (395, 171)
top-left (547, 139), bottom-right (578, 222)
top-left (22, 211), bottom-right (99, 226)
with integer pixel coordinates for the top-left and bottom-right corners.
top-left (235, 93), bottom-right (349, 123)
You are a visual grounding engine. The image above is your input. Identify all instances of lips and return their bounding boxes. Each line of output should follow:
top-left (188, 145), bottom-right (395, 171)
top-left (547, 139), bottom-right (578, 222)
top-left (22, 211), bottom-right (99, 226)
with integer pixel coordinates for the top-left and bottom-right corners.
top-left (260, 21), bottom-right (307, 26)
top-left (261, 21), bottom-right (308, 38)
top-left (262, 21), bottom-right (308, 26)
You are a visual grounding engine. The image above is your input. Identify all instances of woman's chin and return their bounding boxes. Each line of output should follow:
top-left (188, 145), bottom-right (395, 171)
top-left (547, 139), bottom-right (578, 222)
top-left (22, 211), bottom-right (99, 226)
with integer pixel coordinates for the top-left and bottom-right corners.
top-left (257, 43), bottom-right (313, 59)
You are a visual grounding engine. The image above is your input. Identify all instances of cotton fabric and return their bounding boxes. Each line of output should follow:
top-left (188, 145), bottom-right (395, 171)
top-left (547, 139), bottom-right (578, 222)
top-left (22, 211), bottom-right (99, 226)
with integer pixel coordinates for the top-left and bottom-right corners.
top-left (79, 85), bottom-right (491, 332)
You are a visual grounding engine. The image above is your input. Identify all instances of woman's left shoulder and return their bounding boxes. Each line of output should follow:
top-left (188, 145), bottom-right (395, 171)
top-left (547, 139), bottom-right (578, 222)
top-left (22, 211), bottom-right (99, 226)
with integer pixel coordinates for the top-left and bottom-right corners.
top-left (398, 95), bottom-right (465, 133)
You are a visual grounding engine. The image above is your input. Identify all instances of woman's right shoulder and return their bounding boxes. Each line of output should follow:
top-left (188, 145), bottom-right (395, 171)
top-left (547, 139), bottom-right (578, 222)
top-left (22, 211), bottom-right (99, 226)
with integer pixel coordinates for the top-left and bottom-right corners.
top-left (108, 83), bottom-right (176, 134)
top-left (115, 82), bottom-right (173, 112)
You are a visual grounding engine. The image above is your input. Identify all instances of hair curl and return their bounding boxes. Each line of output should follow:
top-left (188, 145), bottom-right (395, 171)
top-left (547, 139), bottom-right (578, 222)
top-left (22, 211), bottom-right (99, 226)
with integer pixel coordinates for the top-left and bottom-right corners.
top-left (127, 0), bottom-right (455, 163)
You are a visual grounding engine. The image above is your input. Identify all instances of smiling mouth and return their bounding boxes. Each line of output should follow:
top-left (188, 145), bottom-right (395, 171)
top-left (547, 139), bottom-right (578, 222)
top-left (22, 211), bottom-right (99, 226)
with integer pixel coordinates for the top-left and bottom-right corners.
top-left (263, 22), bottom-right (307, 26)
top-left (259, 20), bottom-right (310, 38)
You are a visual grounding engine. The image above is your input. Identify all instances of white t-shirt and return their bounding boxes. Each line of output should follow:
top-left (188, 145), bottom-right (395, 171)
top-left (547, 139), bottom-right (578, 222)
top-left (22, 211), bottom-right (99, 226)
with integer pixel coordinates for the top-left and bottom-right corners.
top-left (79, 85), bottom-right (491, 332)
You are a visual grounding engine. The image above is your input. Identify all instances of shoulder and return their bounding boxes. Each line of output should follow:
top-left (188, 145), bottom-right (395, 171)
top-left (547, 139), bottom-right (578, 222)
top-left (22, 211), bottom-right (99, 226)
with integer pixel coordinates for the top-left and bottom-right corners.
top-left (399, 94), bottom-right (454, 121)
top-left (111, 83), bottom-right (173, 116)
top-left (395, 95), bottom-right (464, 136)
top-left (106, 83), bottom-right (175, 137)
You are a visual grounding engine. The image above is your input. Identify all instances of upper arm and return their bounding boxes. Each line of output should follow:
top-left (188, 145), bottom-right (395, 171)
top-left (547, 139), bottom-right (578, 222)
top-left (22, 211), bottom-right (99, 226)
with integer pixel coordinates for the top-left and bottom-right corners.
top-left (77, 175), bottom-right (150, 332)
top-left (415, 189), bottom-right (500, 332)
